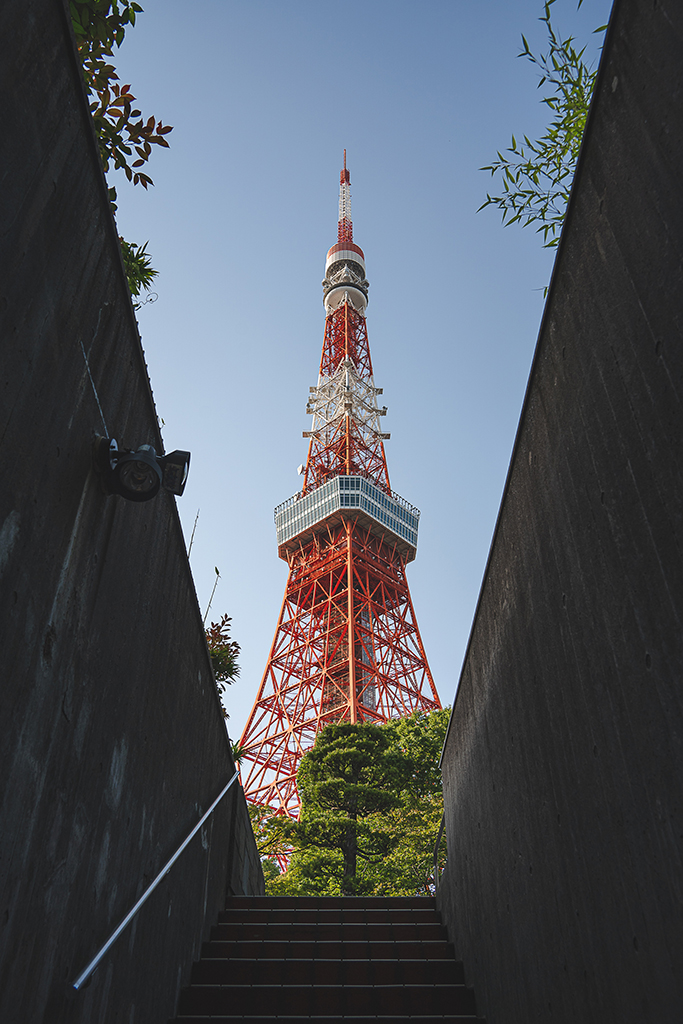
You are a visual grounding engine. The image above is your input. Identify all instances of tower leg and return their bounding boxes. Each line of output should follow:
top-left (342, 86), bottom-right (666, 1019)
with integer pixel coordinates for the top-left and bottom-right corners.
top-left (238, 522), bottom-right (440, 819)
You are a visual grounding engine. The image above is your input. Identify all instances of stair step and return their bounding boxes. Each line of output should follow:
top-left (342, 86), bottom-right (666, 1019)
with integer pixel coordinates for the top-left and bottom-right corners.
top-left (176, 983), bottom-right (477, 1017)
top-left (218, 908), bottom-right (442, 925)
top-left (171, 897), bottom-right (485, 1022)
top-left (202, 940), bottom-right (457, 961)
top-left (172, 1017), bottom-right (483, 1023)
top-left (191, 957), bottom-right (465, 986)
top-left (226, 896), bottom-right (436, 910)
top-left (211, 922), bottom-right (448, 942)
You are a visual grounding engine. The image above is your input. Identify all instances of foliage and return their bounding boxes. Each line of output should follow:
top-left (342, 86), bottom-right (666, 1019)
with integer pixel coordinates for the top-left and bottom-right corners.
top-left (264, 709), bottom-right (451, 897)
top-left (70, 2), bottom-right (172, 298)
top-left (361, 708), bottom-right (450, 895)
top-left (118, 237), bottom-right (158, 305)
top-left (230, 740), bottom-right (247, 765)
top-left (71, 1), bottom-right (172, 188)
top-left (294, 723), bottom-right (405, 893)
top-left (248, 804), bottom-right (291, 861)
top-left (383, 707), bottom-right (450, 801)
top-left (362, 793), bottom-right (446, 896)
top-left (479, 0), bottom-right (606, 248)
top-left (205, 614), bottom-right (240, 718)
top-left (267, 845), bottom-right (345, 896)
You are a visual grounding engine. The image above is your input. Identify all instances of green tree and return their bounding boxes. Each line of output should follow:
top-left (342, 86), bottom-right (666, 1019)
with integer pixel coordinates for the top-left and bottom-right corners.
top-left (70, 1), bottom-right (172, 301)
top-left (248, 804), bottom-right (291, 867)
top-left (383, 707), bottom-right (450, 800)
top-left (479, 0), bottom-right (607, 248)
top-left (267, 844), bottom-right (345, 896)
top-left (295, 722), bottom-right (405, 893)
top-left (264, 709), bottom-right (451, 897)
top-left (205, 614), bottom-right (240, 718)
top-left (361, 793), bottom-right (446, 896)
top-left (363, 708), bottom-right (450, 895)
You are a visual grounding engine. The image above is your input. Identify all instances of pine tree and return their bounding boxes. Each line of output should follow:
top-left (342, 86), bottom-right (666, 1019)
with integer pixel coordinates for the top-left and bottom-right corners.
top-left (264, 709), bottom-right (450, 896)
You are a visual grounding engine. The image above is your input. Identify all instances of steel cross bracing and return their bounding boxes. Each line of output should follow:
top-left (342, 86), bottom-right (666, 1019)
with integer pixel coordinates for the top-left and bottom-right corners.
top-left (238, 159), bottom-right (440, 822)
top-left (238, 521), bottom-right (440, 817)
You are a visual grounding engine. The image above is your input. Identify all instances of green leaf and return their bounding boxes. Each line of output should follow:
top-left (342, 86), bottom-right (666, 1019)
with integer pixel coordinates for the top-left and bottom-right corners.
top-left (477, 0), bottom-right (602, 259)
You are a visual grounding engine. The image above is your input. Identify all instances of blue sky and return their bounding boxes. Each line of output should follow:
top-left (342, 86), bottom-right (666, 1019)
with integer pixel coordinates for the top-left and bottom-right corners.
top-left (111, 0), bottom-right (613, 737)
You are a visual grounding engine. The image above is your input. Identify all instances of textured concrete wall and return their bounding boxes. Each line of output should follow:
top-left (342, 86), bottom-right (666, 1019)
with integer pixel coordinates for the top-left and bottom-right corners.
top-left (437, 1), bottom-right (683, 1022)
top-left (0, 3), bottom-right (262, 1023)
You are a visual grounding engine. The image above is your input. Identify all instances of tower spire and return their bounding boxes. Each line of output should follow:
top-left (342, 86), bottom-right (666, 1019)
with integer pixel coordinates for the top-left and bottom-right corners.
top-left (338, 149), bottom-right (352, 244)
top-left (238, 163), bottom-right (440, 825)
top-left (306, 155), bottom-right (386, 495)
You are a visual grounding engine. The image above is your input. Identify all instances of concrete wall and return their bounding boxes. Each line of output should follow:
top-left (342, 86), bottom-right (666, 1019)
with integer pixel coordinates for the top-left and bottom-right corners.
top-left (0, 3), bottom-right (263, 1023)
top-left (437, 1), bottom-right (683, 1022)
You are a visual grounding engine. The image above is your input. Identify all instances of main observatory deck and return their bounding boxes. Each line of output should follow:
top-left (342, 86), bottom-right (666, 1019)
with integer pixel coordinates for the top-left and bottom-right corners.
top-left (275, 475), bottom-right (420, 563)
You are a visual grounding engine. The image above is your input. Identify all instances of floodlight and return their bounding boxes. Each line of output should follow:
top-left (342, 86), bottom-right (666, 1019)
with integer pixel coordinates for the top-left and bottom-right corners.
top-left (94, 437), bottom-right (191, 503)
top-left (114, 445), bottom-right (162, 502)
top-left (158, 450), bottom-right (191, 496)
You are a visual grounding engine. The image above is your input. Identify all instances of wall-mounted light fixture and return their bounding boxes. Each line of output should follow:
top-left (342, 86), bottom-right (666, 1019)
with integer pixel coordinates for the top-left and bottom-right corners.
top-left (94, 436), bottom-right (190, 503)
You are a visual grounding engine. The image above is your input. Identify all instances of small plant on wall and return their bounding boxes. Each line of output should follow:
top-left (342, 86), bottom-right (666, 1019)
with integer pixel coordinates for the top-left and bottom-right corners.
top-left (205, 614), bottom-right (241, 718)
top-left (71, 1), bottom-right (172, 305)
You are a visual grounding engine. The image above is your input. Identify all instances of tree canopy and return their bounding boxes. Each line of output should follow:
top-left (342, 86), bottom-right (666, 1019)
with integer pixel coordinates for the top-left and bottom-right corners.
top-left (259, 708), bottom-right (450, 896)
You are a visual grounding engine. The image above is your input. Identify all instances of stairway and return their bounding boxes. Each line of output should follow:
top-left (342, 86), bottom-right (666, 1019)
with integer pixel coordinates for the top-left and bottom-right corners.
top-left (170, 895), bottom-right (485, 1022)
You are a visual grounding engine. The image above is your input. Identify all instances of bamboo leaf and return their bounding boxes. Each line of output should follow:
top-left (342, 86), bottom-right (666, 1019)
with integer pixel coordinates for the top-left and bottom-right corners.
top-left (477, 0), bottom-right (603, 263)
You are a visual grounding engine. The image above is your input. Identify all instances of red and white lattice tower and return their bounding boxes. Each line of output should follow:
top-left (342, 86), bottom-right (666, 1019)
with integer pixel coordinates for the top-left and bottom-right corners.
top-left (238, 154), bottom-right (441, 818)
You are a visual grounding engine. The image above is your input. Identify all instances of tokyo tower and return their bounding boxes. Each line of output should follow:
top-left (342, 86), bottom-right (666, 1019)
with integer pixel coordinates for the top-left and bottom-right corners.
top-left (238, 154), bottom-right (441, 818)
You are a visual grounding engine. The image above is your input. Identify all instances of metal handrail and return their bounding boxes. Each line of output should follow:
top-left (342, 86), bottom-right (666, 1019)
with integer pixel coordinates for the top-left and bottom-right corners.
top-left (433, 812), bottom-right (446, 891)
top-left (72, 768), bottom-right (240, 991)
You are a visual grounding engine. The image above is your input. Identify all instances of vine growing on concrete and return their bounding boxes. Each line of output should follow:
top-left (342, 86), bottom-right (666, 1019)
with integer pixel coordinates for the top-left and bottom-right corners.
top-left (70, 1), bottom-right (172, 304)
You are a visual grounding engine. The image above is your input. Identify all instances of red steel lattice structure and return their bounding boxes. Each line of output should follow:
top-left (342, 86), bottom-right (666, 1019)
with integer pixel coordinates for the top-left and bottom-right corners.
top-left (238, 155), bottom-right (441, 818)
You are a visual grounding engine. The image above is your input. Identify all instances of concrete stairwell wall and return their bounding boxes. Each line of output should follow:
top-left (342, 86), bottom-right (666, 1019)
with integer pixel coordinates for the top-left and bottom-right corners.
top-left (0, 3), bottom-right (263, 1023)
top-left (437, 2), bottom-right (683, 1022)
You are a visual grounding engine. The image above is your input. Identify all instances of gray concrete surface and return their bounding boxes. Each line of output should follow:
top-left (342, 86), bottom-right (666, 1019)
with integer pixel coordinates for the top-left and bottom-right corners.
top-left (438, 1), bottom-right (683, 1022)
top-left (0, 3), bottom-right (263, 1022)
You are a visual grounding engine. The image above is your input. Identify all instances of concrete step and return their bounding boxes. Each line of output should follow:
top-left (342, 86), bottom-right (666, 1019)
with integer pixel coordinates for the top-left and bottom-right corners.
top-left (210, 922), bottom-right (449, 943)
top-left (170, 897), bottom-right (485, 1022)
top-left (201, 939), bottom-right (457, 961)
top-left (172, 1017), bottom-right (484, 1023)
top-left (226, 896), bottom-right (437, 911)
top-left (176, 983), bottom-right (477, 1018)
top-left (191, 957), bottom-right (465, 986)
top-left (218, 907), bottom-right (442, 925)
